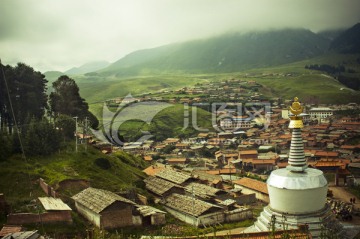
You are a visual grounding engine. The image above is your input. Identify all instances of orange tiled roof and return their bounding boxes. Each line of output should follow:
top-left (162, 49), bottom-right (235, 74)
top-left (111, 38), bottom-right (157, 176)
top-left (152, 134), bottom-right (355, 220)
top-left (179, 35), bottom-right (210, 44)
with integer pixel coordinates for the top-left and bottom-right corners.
top-left (314, 161), bottom-right (344, 168)
top-left (239, 150), bottom-right (258, 155)
top-left (143, 155), bottom-right (152, 161)
top-left (206, 168), bottom-right (237, 175)
top-left (233, 177), bottom-right (268, 194)
top-left (279, 134), bottom-right (292, 139)
top-left (277, 162), bottom-right (288, 168)
top-left (315, 151), bottom-right (339, 157)
top-left (252, 159), bottom-right (276, 165)
top-left (341, 145), bottom-right (356, 149)
top-left (143, 165), bottom-right (166, 176)
top-left (167, 158), bottom-right (187, 163)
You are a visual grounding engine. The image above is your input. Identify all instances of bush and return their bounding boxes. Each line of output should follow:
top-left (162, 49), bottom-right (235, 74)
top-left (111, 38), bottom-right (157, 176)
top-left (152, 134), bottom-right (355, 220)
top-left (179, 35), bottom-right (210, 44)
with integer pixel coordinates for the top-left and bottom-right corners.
top-left (94, 157), bottom-right (111, 170)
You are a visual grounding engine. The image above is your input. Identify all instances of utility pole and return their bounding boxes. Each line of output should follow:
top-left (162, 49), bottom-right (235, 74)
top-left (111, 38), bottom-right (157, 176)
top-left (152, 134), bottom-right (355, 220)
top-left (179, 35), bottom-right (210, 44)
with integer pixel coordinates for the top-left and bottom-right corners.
top-left (85, 116), bottom-right (88, 152)
top-left (192, 185), bottom-right (196, 227)
top-left (74, 116), bottom-right (78, 153)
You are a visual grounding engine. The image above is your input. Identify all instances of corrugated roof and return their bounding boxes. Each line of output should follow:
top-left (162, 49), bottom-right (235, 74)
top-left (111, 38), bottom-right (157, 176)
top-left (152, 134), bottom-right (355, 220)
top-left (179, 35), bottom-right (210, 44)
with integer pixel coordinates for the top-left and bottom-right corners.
top-left (164, 193), bottom-right (222, 217)
top-left (72, 187), bottom-right (135, 213)
top-left (38, 197), bottom-right (72, 211)
top-left (144, 176), bottom-right (183, 196)
top-left (136, 205), bottom-right (166, 217)
top-left (239, 150), bottom-right (258, 155)
top-left (155, 169), bottom-right (191, 185)
top-left (185, 182), bottom-right (221, 199)
top-left (192, 170), bottom-right (222, 183)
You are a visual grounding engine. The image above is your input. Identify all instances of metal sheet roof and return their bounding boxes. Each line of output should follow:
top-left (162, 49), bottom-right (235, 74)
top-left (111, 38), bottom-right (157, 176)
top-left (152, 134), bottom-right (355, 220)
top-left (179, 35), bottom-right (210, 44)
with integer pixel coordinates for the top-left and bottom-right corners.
top-left (185, 182), bottom-right (220, 199)
top-left (72, 187), bottom-right (135, 213)
top-left (155, 169), bottom-right (191, 185)
top-left (38, 197), bottom-right (72, 211)
top-left (144, 176), bottom-right (183, 196)
top-left (164, 193), bottom-right (222, 217)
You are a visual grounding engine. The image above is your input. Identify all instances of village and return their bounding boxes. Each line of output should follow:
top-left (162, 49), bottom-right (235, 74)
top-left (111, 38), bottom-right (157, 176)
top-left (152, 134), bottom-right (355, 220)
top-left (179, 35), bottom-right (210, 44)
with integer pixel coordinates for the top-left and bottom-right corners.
top-left (1, 78), bottom-right (360, 238)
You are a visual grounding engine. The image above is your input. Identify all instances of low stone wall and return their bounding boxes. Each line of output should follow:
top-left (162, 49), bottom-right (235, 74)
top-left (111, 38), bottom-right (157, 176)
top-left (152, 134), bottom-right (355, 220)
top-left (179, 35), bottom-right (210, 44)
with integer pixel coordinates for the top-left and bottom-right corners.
top-left (7, 211), bottom-right (72, 225)
top-left (39, 178), bottom-right (57, 198)
top-left (225, 208), bottom-right (253, 223)
top-left (236, 193), bottom-right (257, 205)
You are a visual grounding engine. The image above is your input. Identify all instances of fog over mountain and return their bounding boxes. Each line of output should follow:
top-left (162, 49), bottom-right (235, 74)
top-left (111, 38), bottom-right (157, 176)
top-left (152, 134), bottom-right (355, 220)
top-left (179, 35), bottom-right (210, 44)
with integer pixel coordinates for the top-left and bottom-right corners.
top-left (1, 0), bottom-right (359, 72)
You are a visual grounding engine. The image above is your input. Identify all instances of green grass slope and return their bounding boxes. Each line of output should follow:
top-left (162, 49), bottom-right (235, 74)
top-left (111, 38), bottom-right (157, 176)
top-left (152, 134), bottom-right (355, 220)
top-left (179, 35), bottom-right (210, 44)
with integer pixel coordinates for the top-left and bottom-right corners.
top-left (79, 54), bottom-right (360, 112)
top-left (0, 144), bottom-right (148, 210)
top-left (118, 104), bottom-right (213, 142)
top-left (256, 73), bottom-right (360, 104)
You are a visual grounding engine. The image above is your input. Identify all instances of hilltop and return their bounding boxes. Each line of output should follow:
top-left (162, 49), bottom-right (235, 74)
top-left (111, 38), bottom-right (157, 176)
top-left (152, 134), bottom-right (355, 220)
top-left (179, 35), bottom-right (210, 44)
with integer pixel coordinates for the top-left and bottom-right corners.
top-left (101, 28), bottom-right (330, 75)
top-left (65, 60), bottom-right (111, 75)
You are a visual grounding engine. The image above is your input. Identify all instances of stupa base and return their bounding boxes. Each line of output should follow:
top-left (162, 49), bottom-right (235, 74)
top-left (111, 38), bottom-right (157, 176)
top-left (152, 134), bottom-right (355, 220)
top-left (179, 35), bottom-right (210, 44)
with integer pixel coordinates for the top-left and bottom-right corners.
top-left (245, 205), bottom-right (347, 238)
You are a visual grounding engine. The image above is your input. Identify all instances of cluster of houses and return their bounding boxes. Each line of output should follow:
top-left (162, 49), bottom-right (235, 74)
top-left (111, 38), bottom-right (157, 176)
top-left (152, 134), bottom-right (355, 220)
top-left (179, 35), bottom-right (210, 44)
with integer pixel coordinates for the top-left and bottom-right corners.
top-left (73, 92), bottom-right (360, 233)
top-left (142, 166), bottom-right (254, 227)
top-left (3, 75), bottom-right (359, 237)
top-left (102, 108), bottom-right (360, 185)
top-left (106, 78), bottom-right (262, 106)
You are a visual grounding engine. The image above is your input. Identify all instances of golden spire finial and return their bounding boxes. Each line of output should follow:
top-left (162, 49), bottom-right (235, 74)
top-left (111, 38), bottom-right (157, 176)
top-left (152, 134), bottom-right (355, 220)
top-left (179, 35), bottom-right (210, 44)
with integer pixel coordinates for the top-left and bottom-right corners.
top-left (289, 97), bottom-right (304, 129)
top-left (289, 97), bottom-right (303, 116)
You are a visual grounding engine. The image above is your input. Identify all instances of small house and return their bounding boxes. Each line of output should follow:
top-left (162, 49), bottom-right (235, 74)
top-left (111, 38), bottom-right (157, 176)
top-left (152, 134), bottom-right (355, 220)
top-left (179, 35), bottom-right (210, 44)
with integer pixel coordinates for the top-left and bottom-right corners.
top-left (72, 187), bottom-right (136, 229)
top-left (162, 193), bottom-right (224, 227)
top-left (135, 205), bottom-right (166, 226)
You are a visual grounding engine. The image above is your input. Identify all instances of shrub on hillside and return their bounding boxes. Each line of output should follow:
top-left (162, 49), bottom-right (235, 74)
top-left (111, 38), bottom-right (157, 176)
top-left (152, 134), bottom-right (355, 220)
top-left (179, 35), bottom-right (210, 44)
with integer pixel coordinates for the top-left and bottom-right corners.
top-left (94, 157), bottom-right (111, 170)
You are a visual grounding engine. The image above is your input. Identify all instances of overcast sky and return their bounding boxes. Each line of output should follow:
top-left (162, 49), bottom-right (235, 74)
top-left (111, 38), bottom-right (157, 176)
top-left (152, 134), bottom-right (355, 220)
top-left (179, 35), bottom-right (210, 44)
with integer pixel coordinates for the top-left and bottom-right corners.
top-left (1, 0), bottom-right (359, 72)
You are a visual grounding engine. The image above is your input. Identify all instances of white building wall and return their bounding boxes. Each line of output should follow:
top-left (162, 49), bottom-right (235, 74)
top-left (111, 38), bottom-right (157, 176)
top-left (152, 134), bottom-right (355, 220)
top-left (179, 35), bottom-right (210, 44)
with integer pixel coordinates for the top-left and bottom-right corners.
top-left (198, 211), bottom-right (225, 226)
top-left (164, 206), bottom-right (224, 227)
top-left (268, 185), bottom-right (327, 214)
top-left (75, 202), bottom-right (101, 227)
top-left (151, 213), bottom-right (166, 225)
top-left (132, 215), bottom-right (142, 226)
top-left (225, 209), bottom-right (252, 223)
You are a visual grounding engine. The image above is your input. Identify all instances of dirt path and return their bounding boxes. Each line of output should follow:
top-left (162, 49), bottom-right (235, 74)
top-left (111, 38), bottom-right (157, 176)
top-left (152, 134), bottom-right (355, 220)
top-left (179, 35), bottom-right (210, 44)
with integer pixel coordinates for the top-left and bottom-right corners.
top-left (328, 185), bottom-right (360, 225)
top-left (329, 185), bottom-right (360, 210)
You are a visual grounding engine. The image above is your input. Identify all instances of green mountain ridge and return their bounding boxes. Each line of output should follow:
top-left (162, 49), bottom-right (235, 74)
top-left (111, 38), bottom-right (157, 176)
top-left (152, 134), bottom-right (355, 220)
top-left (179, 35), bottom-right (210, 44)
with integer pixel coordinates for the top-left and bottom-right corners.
top-left (43, 25), bottom-right (360, 108)
top-left (330, 23), bottom-right (360, 53)
top-left (101, 28), bottom-right (330, 76)
top-left (65, 60), bottom-right (111, 75)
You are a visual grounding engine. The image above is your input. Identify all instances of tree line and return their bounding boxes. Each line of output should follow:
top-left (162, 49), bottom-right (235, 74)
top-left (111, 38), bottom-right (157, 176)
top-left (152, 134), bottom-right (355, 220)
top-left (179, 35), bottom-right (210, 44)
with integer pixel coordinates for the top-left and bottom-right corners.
top-left (305, 64), bottom-right (359, 90)
top-left (0, 62), bottom-right (98, 160)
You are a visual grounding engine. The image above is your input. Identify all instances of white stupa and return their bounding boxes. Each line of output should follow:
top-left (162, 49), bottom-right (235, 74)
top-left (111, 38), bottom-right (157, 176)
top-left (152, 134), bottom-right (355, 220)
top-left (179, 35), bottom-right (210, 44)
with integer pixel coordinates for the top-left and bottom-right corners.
top-left (246, 97), bottom-right (343, 238)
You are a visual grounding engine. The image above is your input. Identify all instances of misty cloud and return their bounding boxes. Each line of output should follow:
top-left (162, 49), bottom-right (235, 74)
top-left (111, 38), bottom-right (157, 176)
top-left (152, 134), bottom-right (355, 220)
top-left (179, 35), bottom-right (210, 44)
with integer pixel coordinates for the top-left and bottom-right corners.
top-left (1, 0), bottom-right (359, 72)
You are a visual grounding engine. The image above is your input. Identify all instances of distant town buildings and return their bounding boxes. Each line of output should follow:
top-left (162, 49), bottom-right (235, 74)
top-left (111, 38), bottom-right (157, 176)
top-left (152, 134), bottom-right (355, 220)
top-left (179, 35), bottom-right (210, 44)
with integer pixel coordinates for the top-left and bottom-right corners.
top-left (309, 107), bottom-right (333, 123)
